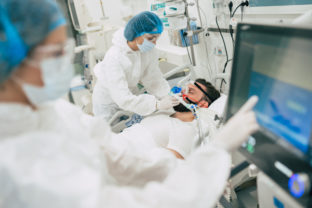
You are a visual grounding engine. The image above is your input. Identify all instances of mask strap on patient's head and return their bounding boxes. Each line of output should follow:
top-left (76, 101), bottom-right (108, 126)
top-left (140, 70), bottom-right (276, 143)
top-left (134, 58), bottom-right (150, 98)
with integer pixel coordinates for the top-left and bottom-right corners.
top-left (194, 82), bottom-right (213, 104)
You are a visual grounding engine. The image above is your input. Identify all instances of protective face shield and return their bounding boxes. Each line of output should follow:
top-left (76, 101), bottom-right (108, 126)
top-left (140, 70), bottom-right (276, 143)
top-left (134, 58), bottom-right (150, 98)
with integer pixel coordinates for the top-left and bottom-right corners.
top-left (15, 39), bottom-right (75, 106)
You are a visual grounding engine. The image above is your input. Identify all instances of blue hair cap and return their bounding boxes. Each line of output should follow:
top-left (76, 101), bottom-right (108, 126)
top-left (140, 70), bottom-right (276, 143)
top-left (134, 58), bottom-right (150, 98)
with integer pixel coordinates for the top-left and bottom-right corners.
top-left (0, 0), bottom-right (66, 84)
top-left (124, 11), bottom-right (163, 41)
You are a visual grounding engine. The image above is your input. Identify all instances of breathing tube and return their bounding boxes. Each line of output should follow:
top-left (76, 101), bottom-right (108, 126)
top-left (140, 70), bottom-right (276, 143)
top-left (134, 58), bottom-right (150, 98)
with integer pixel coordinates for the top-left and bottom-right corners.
top-left (169, 86), bottom-right (205, 147)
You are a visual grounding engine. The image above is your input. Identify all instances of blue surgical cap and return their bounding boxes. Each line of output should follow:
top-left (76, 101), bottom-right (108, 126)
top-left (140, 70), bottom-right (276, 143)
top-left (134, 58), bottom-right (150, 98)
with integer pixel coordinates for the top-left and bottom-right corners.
top-left (0, 0), bottom-right (66, 84)
top-left (124, 11), bottom-right (163, 41)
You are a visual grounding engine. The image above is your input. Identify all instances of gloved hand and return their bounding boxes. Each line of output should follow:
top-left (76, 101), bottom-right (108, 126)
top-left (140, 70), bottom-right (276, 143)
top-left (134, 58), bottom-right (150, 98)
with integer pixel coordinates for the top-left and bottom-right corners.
top-left (212, 96), bottom-right (260, 152)
top-left (167, 119), bottom-right (197, 159)
top-left (156, 95), bottom-right (180, 111)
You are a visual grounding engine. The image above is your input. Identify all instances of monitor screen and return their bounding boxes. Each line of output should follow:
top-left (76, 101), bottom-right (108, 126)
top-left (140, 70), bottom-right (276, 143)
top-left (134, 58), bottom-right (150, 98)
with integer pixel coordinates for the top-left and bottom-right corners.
top-left (227, 24), bottom-right (312, 157)
top-left (226, 24), bottom-right (312, 207)
top-left (226, 23), bottom-right (312, 205)
top-left (248, 33), bottom-right (312, 154)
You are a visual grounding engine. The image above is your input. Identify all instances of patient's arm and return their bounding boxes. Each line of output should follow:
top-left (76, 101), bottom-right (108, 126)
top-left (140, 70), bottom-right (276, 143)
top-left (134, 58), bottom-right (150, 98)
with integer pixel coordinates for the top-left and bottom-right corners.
top-left (171, 112), bottom-right (195, 122)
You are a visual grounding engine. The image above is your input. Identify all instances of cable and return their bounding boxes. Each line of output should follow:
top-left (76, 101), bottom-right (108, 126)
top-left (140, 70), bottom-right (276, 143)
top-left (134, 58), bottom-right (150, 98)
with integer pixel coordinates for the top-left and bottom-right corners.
top-left (231, 5), bottom-right (241, 18)
top-left (229, 25), bottom-right (235, 48)
top-left (229, 1), bottom-right (249, 47)
top-left (228, 1), bottom-right (235, 48)
top-left (215, 16), bottom-right (229, 63)
top-left (216, 16), bottom-right (230, 92)
top-left (231, 1), bottom-right (249, 18)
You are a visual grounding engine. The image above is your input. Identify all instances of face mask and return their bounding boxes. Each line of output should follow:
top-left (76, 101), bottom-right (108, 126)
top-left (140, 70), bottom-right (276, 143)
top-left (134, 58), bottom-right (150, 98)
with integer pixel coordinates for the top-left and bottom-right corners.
top-left (20, 54), bottom-right (74, 106)
top-left (137, 38), bottom-right (155, 53)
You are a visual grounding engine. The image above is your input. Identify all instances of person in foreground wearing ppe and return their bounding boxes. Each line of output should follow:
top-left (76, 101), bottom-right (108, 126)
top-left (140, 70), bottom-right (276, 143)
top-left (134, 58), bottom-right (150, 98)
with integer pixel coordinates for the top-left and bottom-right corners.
top-left (92, 11), bottom-right (178, 122)
top-left (0, 1), bottom-right (260, 207)
top-left (125, 78), bottom-right (221, 158)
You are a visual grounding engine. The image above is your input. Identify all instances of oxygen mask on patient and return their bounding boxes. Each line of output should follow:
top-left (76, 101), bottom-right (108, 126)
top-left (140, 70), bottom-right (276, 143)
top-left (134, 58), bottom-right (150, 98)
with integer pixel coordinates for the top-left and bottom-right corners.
top-left (182, 87), bottom-right (201, 105)
top-left (169, 85), bottom-right (199, 114)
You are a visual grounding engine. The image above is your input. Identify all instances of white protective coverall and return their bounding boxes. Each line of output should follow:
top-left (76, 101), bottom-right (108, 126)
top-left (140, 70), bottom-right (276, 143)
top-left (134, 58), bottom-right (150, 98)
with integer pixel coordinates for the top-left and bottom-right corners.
top-left (92, 28), bottom-right (171, 121)
top-left (0, 99), bottom-right (231, 208)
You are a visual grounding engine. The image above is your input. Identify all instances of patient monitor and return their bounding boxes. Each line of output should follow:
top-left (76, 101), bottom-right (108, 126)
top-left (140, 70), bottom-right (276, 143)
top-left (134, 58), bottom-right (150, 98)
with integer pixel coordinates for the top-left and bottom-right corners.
top-left (225, 23), bottom-right (312, 207)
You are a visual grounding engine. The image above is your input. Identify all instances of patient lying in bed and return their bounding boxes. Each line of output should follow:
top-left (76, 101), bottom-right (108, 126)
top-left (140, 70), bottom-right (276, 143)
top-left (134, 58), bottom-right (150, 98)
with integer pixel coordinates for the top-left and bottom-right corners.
top-left (120, 79), bottom-right (227, 158)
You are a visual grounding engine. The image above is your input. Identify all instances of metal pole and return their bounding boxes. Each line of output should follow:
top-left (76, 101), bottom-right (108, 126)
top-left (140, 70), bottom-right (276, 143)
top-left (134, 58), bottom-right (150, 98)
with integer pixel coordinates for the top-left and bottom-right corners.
top-left (99, 0), bottom-right (106, 18)
top-left (183, 0), bottom-right (196, 66)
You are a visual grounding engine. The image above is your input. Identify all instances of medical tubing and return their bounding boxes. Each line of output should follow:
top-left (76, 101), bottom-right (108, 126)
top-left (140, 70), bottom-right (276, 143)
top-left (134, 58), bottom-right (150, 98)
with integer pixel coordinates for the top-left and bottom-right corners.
top-left (216, 16), bottom-right (230, 92)
top-left (193, 108), bottom-right (205, 147)
top-left (170, 91), bottom-right (204, 147)
top-left (170, 92), bottom-right (194, 111)
top-left (215, 16), bottom-right (229, 67)
top-left (229, 1), bottom-right (249, 45)
top-left (231, 1), bottom-right (249, 19)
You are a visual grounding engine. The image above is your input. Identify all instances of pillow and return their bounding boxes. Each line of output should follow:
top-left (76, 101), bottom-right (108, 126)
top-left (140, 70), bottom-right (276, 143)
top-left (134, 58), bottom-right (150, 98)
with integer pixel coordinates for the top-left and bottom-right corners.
top-left (208, 94), bottom-right (228, 116)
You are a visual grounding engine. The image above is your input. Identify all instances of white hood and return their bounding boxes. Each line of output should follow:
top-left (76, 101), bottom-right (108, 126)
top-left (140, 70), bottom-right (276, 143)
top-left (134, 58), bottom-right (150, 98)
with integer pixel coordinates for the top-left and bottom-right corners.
top-left (93, 28), bottom-right (133, 79)
top-left (0, 103), bottom-right (39, 138)
top-left (111, 28), bottom-right (133, 52)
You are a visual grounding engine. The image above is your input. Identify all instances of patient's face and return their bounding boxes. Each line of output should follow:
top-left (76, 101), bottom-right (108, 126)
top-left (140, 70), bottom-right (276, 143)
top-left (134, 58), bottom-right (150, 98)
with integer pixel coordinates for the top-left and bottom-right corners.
top-left (182, 82), bottom-right (207, 104)
top-left (173, 82), bottom-right (209, 112)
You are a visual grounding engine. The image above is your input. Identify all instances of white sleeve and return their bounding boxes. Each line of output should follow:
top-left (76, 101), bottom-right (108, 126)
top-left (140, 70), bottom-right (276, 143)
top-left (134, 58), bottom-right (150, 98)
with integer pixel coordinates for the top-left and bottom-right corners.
top-left (0, 132), bottom-right (104, 208)
top-left (55, 102), bottom-right (178, 186)
top-left (0, 133), bottom-right (230, 208)
top-left (98, 55), bottom-right (158, 116)
top-left (0, 101), bottom-right (231, 208)
top-left (96, 117), bottom-right (231, 208)
top-left (102, 124), bottom-right (179, 186)
top-left (140, 50), bottom-right (171, 99)
top-left (79, 111), bottom-right (231, 208)
top-left (100, 146), bottom-right (231, 208)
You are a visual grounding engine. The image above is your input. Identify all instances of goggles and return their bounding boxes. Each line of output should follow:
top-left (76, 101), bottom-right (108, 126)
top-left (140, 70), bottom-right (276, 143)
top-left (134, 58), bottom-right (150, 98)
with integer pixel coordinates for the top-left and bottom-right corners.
top-left (26, 38), bottom-right (75, 66)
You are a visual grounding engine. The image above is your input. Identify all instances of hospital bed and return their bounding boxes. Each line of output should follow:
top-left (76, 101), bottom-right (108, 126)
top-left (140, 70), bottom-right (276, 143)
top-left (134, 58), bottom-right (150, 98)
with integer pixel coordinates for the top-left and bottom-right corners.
top-left (108, 63), bottom-right (229, 135)
top-left (109, 64), bottom-right (196, 133)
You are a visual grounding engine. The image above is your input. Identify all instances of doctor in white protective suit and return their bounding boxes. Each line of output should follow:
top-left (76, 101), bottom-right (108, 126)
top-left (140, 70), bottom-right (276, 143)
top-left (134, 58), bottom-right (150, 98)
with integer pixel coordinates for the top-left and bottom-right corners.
top-left (0, 0), bottom-right (260, 207)
top-left (92, 11), bottom-right (178, 121)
